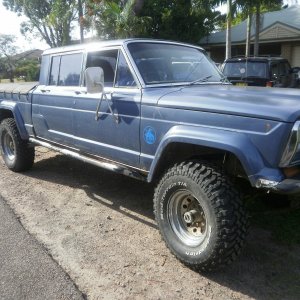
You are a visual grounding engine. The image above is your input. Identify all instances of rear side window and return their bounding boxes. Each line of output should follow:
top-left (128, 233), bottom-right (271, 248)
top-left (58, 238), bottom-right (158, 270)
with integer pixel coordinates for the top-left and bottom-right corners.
top-left (48, 53), bottom-right (83, 86)
top-left (49, 56), bottom-right (60, 85)
top-left (58, 53), bottom-right (83, 86)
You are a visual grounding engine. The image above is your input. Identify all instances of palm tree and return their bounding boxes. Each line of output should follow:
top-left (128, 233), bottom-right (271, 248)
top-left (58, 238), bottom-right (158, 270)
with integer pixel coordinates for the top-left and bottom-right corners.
top-left (226, 0), bottom-right (232, 59)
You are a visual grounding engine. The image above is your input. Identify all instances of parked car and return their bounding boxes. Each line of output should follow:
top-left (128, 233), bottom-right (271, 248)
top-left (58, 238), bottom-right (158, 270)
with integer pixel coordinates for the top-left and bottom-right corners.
top-left (1, 39), bottom-right (300, 272)
top-left (222, 56), bottom-right (297, 87)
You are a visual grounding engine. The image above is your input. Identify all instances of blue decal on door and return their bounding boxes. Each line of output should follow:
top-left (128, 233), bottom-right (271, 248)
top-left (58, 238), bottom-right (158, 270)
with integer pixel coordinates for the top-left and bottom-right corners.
top-left (144, 126), bottom-right (156, 145)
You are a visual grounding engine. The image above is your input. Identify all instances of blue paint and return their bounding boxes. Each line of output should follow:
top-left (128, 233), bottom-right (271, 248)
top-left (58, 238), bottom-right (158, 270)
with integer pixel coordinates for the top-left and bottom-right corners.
top-left (144, 126), bottom-right (156, 144)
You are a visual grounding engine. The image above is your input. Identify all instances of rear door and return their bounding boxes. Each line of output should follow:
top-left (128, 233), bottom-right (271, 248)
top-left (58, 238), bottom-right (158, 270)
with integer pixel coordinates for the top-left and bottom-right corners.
top-left (72, 48), bottom-right (142, 167)
top-left (32, 52), bottom-right (84, 146)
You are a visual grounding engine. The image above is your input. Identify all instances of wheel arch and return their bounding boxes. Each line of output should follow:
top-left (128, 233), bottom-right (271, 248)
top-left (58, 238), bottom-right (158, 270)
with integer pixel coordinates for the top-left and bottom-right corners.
top-left (0, 102), bottom-right (29, 140)
top-left (147, 125), bottom-right (267, 185)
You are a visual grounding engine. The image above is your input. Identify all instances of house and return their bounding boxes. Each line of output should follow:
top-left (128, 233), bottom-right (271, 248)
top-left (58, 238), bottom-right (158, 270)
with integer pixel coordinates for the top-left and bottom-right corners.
top-left (12, 49), bottom-right (43, 62)
top-left (199, 5), bottom-right (300, 66)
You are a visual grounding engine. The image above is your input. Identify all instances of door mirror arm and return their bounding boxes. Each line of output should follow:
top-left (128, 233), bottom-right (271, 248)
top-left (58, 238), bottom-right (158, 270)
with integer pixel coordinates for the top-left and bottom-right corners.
top-left (95, 92), bottom-right (119, 124)
top-left (85, 67), bottom-right (119, 124)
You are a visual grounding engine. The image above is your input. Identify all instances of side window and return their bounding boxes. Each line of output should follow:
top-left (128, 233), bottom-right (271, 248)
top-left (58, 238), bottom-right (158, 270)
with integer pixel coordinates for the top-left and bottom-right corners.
top-left (271, 63), bottom-right (279, 78)
top-left (115, 51), bottom-right (137, 87)
top-left (49, 56), bottom-right (60, 86)
top-left (86, 50), bottom-right (118, 87)
top-left (279, 62), bottom-right (289, 76)
top-left (58, 53), bottom-right (83, 86)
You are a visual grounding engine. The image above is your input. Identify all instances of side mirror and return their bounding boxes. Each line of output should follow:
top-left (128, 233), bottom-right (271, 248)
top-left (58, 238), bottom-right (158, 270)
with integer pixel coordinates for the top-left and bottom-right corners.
top-left (85, 67), bottom-right (104, 94)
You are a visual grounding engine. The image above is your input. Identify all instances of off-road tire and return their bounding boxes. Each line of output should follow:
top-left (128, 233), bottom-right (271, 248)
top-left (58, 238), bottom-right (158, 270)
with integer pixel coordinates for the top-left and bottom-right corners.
top-left (154, 161), bottom-right (249, 272)
top-left (0, 118), bottom-right (34, 172)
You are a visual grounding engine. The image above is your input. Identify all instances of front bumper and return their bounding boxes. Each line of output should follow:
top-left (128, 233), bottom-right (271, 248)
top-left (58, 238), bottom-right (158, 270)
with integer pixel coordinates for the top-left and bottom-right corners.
top-left (275, 178), bottom-right (300, 193)
top-left (256, 176), bottom-right (300, 194)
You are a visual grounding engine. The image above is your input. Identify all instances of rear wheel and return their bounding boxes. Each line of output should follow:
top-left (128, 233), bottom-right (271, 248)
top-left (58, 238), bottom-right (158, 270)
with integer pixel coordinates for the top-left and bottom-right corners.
top-left (0, 118), bottom-right (34, 172)
top-left (154, 161), bottom-right (249, 272)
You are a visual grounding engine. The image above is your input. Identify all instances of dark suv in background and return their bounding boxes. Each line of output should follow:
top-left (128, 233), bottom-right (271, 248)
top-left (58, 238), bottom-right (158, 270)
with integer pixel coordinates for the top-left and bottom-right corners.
top-left (222, 56), bottom-right (298, 88)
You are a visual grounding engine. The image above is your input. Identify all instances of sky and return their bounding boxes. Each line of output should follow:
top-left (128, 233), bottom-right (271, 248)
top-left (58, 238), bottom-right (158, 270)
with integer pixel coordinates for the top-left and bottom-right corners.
top-left (0, 0), bottom-right (298, 53)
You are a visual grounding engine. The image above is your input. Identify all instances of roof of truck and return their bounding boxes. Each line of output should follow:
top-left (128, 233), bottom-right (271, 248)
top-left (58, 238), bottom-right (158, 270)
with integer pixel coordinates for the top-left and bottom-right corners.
top-left (42, 39), bottom-right (203, 55)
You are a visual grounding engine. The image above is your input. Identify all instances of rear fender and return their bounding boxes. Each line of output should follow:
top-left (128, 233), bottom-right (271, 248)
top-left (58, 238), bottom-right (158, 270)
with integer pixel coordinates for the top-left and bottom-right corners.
top-left (0, 100), bottom-right (29, 140)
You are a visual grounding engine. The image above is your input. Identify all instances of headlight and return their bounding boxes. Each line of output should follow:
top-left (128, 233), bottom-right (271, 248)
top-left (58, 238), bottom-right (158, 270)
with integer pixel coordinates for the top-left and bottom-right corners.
top-left (280, 121), bottom-right (300, 167)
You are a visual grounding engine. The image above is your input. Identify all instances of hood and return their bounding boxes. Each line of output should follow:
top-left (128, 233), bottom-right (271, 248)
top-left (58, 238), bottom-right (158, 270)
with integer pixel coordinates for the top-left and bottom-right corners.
top-left (157, 85), bottom-right (300, 123)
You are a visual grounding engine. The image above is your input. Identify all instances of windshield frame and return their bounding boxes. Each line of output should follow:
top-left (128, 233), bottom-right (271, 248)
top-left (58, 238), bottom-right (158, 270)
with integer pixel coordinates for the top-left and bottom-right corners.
top-left (124, 40), bottom-right (225, 88)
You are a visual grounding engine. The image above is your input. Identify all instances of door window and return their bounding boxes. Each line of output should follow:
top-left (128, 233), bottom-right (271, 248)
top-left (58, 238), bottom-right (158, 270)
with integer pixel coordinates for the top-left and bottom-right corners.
top-left (86, 50), bottom-right (118, 87)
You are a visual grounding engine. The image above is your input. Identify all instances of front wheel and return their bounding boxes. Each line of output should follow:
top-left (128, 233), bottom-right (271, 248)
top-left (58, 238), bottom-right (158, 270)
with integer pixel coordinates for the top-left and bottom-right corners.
top-left (0, 118), bottom-right (35, 172)
top-left (154, 161), bottom-right (249, 272)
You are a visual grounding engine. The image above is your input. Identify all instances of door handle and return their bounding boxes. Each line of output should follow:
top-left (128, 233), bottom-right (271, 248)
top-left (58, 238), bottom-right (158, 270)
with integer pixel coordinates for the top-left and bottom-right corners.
top-left (40, 89), bottom-right (50, 93)
top-left (74, 91), bottom-right (87, 95)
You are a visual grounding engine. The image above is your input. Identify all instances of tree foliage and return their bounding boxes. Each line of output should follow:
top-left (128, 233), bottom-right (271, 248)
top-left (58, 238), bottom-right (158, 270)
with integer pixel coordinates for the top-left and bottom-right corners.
top-left (15, 60), bottom-right (40, 82)
top-left (87, 0), bottom-right (151, 38)
top-left (3, 0), bottom-right (78, 47)
top-left (86, 0), bottom-right (222, 43)
top-left (0, 35), bottom-right (19, 82)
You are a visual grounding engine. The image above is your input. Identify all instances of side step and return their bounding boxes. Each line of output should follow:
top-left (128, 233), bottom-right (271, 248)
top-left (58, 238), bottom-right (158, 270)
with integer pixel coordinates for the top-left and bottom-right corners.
top-left (29, 138), bottom-right (147, 181)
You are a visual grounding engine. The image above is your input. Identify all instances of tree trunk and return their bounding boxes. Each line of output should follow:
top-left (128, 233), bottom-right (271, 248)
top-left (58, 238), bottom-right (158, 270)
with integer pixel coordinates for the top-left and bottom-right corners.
top-left (254, 4), bottom-right (260, 56)
top-left (78, 0), bottom-right (84, 43)
top-left (226, 0), bottom-right (232, 59)
top-left (245, 13), bottom-right (251, 57)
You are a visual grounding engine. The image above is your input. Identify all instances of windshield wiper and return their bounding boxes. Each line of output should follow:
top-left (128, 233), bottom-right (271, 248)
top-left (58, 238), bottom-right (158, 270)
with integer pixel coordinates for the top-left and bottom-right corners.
top-left (188, 75), bottom-right (213, 85)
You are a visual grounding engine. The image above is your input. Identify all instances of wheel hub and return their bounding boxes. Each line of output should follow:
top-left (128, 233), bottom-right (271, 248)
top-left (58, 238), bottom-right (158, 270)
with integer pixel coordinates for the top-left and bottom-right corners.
top-left (168, 190), bottom-right (208, 247)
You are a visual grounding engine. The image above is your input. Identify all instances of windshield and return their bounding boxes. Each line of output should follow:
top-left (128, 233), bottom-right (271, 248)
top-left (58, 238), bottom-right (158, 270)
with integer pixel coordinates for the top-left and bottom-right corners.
top-left (127, 42), bottom-right (223, 85)
top-left (223, 61), bottom-right (268, 78)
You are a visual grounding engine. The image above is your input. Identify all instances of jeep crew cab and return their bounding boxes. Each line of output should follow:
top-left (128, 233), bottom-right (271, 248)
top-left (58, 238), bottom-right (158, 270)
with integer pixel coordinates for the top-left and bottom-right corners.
top-left (1, 39), bottom-right (300, 272)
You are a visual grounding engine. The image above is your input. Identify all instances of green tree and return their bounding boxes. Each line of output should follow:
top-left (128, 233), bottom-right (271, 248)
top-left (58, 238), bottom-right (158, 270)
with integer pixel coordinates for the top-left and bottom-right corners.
top-left (86, 0), bottom-right (151, 38)
top-left (15, 60), bottom-right (40, 82)
top-left (88, 0), bottom-right (222, 43)
top-left (3, 0), bottom-right (78, 47)
top-left (0, 35), bottom-right (19, 82)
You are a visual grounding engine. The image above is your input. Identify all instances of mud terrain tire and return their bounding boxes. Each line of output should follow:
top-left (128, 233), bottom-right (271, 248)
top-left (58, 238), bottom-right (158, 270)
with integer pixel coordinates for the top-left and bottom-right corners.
top-left (154, 161), bottom-right (249, 272)
top-left (0, 118), bottom-right (34, 172)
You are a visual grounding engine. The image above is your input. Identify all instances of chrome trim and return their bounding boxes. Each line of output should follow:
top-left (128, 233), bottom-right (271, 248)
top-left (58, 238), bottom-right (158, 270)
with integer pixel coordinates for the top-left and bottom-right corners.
top-left (255, 178), bottom-right (279, 189)
top-left (279, 121), bottom-right (300, 167)
top-left (29, 138), bottom-right (147, 181)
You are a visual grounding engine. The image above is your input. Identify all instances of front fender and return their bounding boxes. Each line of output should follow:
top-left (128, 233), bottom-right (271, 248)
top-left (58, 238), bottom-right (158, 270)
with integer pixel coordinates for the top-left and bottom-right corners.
top-left (0, 100), bottom-right (29, 140)
top-left (148, 125), bottom-right (284, 185)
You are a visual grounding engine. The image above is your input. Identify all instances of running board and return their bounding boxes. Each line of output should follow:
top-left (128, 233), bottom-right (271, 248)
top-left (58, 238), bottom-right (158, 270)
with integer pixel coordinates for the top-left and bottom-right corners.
top-left (29, 138), bottom-right (147, 181)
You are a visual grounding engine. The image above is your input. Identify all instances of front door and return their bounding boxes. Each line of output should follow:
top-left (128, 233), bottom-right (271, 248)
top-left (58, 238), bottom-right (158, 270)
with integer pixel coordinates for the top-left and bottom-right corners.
top-left (73, 49), bottom-right (142, 167)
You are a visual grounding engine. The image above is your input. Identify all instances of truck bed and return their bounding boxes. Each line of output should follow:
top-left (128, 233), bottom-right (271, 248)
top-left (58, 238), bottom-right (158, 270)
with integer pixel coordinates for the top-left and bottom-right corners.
top-left (0, 82), bottom-right (38, 100)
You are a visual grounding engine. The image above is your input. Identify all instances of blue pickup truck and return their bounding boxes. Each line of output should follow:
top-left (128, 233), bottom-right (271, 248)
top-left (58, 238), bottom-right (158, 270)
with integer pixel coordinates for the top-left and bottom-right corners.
top-left (0, 39), bottom-right (300, 271)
